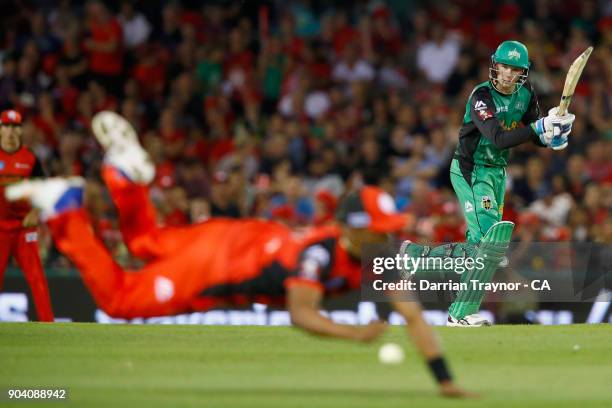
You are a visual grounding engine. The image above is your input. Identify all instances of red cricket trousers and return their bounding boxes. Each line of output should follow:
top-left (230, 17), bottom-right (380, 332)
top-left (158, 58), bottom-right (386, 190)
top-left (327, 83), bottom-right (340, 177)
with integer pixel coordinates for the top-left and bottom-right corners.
top-left (0, 227), bottom-right (54, 321)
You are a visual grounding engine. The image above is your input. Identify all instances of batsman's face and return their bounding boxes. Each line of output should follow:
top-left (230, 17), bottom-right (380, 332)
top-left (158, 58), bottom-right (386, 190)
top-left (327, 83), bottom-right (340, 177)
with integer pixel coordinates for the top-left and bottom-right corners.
top-left (0, 125), bottom-right (22, 153)
top-left (496, 63), bottom-right (523, 92)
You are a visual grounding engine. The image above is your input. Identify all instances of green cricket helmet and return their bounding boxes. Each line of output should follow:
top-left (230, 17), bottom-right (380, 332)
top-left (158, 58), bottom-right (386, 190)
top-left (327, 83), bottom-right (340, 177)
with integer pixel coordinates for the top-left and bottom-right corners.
top-left (489, 40), bottom-right (530, 94)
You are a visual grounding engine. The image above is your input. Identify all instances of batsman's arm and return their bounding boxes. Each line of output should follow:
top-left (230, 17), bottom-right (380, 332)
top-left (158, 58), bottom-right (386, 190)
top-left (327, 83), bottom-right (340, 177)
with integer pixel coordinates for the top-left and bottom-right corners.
top-left (287, 282), bottom-right (386, 342)
top-left (470, 88), bottom-right (542, 149)
top-left (389, 295), bottom-right (477, 398)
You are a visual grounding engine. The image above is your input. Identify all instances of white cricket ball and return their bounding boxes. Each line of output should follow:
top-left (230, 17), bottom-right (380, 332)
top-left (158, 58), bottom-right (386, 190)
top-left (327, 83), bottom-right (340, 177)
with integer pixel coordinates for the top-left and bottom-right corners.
top-left (378, 342), bottom-right (405, 365)
top-left (573, 344), bottom-right (581, 351)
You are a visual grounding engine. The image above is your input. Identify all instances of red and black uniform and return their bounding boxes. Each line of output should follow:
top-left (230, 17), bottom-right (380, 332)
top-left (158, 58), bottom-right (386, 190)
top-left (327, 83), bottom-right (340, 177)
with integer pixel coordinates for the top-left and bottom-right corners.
top-left (199, 224), bottom-right (362, 304)
top-left (45, 166), bottom-right (361, 318)
top-left (0, 146), bottom-right (54, 321)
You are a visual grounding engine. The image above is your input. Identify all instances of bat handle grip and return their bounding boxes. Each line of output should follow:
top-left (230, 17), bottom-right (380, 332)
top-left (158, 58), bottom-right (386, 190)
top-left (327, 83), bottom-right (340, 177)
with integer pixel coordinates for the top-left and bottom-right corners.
top-left (557, 104), bottom-right (567, 116)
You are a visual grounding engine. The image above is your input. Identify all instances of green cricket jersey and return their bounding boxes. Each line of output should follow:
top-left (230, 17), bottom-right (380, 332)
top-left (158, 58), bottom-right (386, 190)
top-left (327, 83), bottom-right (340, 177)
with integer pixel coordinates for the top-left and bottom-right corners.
top-left (454, 81), bottom-right (545, 180)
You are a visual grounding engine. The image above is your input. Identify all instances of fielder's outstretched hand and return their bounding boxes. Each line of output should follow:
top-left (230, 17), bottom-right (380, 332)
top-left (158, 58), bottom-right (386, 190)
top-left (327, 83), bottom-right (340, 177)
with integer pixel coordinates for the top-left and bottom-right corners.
top-left (352, 320), bottom-right (388, 343)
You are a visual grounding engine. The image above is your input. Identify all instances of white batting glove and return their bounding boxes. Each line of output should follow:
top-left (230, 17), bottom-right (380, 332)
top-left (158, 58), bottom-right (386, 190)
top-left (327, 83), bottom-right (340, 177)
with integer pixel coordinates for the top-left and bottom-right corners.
top-left (531, 107), bottom-right (575, 149)
top-left (548, 107), bottom-right (574, 150)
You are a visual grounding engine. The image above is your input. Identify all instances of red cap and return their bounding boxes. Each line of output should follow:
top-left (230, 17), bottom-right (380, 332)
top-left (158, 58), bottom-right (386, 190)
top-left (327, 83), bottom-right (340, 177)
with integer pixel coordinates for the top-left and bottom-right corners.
top-left (0, 110), bottom-right (22, 125)
top-left (336, 186), bottom-right (410, 232)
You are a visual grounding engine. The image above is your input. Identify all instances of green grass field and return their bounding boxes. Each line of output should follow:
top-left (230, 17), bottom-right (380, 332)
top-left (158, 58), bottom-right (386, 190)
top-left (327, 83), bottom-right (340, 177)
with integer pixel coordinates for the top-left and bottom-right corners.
top-left (0, 324), bottom-right (611, 407)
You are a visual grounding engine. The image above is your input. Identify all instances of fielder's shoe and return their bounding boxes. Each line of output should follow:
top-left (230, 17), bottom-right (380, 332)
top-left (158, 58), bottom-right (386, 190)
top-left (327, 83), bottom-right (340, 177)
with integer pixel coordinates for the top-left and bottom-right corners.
top-left (5, 177), bottom-right (85, 220)
top-left (91, 110), bottom-right (154, 184)
top-left (447, 314), bottom-right (492, 327)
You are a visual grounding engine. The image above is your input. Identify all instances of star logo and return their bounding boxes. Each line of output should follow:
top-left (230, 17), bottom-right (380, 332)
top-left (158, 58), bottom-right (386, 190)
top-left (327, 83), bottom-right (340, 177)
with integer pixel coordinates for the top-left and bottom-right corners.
top-left (508, 48), bottom-right (521, 60)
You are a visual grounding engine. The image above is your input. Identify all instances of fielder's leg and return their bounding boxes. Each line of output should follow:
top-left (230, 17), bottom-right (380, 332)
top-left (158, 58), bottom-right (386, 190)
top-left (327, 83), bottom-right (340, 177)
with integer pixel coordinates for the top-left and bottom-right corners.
top-left (93, 110), bottom-right (160, 260)
top-left (14, 228), bottom-right (54, 322)
top-left (47, 209), bottom-right (211, 318)
top-left (94, 111), bottom-right (212, 261)
top-left (0, 230), bottom-right (15, 291)
top-left (102, 166), bottom-right (217, 262)
top-left (101, 165), bottom-right (161, 259)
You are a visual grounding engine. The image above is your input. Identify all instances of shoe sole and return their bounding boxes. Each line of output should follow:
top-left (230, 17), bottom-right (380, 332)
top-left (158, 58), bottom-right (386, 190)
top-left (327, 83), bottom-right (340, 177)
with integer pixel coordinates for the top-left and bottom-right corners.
top-left (91, 111), bottom-right (139, 151)
top-left (91, 111), bottom-right (154, 183)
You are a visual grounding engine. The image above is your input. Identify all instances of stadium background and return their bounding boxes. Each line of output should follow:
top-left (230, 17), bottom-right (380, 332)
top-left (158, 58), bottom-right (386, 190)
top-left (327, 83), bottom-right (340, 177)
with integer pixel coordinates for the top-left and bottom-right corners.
top-left (0, 0), bottom-right (610, 323)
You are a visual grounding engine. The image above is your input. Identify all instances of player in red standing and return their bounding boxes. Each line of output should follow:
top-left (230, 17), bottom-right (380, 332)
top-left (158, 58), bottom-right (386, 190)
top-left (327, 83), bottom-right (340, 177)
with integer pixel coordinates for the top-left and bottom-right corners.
top-left (0, 109), bottom-right (53, 321)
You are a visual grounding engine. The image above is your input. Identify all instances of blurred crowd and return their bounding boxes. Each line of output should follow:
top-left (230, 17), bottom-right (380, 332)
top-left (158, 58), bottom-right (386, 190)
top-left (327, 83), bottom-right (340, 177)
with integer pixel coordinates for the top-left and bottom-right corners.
top-left (0, 0), bottom-right (611, 266)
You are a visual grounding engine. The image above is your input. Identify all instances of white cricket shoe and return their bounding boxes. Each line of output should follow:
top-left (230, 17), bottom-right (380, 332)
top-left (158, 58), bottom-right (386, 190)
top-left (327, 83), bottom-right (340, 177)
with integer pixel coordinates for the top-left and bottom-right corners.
top-left (91, 111), bottom-right (154, 184)
top-left (447, 314), bottom-right (492, 327)
top-left (5, 177), bottom-right (85, 220)
top-left (91, 111), bottom-right (139, 150)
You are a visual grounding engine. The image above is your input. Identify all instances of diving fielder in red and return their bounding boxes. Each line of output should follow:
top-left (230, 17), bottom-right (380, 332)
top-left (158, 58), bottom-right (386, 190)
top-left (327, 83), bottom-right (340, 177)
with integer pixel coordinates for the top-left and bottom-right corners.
top-left (0, 110), bottom-right (53, 321)
top-left (7, 111), bottom-right (474, 397)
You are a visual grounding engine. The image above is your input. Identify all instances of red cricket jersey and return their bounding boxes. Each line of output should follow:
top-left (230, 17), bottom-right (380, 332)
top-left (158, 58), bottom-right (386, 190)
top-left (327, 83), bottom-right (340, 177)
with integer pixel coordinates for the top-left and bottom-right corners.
top-left (195, 222), bottom-right (362, 307)
top-left (0, 146), bottom-right (44, 230)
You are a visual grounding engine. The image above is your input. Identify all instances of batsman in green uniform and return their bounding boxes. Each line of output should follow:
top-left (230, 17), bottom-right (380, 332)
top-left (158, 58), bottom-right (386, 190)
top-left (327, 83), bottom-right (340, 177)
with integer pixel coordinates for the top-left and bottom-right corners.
top-left (401, 40), bottom-right (576, 326)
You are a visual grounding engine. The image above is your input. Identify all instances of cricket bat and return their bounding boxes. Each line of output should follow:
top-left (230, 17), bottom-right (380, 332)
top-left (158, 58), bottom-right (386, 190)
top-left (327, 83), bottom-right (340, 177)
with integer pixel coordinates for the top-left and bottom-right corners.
top-left (557, 46), bottom-right (593, 116)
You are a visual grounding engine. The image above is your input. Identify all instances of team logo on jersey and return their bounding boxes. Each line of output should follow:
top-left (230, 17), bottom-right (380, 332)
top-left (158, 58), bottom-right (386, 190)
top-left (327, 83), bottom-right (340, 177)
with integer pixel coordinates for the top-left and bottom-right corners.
top-left (0, 161), bottom-right (4, 170)
top-left (264, 238), bottom-right (281, 254)
top-left (481, 196), bottom-right (492, 211)
top-left (475, 100), bottom-right (493, 120)
top-left (507, 48), bottom-right (521, 60)
top-left (14, 163), bottom-right (29, 169)
top-left (477, 110), bottom-right (493, 120)
top-left (515, 102), bottom-right (525, 110)
top-left (464, 201), bottom-right (474, 213)
top-left (474, 100), bottom-right (487, 110)
top-left (154, 276), bottom-right (175, 303)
